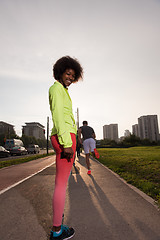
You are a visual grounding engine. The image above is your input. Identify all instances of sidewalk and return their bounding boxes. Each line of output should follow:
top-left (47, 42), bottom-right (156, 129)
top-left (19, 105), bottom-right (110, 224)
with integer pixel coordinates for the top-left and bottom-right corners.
top-left (65, 154), bottom-right (160, 240)
top-left (0, 154), bottom-right (160, 240)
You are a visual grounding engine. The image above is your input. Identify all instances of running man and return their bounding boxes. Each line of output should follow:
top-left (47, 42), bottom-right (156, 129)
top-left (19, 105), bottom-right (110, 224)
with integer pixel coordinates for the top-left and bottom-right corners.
top-left (78, 121), bottom-right (99, 175)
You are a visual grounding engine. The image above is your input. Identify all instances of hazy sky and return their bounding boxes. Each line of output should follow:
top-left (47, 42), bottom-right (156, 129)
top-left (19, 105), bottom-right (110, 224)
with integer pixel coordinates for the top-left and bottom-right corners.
top-left (0, 0), bottom-right (160, 139)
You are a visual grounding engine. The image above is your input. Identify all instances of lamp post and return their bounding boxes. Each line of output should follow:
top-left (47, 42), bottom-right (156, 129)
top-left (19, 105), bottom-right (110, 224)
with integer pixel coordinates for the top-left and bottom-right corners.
top-left (76, 108), bottom-right (79, 129)
top-left (47, 116), bottom-right (49, 154)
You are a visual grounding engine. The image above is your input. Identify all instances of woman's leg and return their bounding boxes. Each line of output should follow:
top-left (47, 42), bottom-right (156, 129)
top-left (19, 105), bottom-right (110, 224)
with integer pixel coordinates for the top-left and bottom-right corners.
top-left (51, 133), bottom-right (76, 227)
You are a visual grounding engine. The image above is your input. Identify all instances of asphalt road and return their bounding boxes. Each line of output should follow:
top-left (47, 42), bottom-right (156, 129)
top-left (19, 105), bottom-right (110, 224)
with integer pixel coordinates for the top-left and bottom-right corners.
top-left (0, 154), bottom-right (160, 240)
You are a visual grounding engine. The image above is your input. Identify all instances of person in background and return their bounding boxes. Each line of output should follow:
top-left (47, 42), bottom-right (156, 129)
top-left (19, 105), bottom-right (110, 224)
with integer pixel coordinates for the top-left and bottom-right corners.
top-left (78, 121), bottom-right (99, 175)
top-left (76, 130), bottom-right (81, 157)
top-left (49, 56), bottom-right (83, 240)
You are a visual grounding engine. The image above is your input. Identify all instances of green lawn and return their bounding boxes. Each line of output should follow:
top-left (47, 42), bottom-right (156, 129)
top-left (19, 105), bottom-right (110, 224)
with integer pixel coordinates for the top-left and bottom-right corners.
top-left (97, 146), bottom-right (160, 206)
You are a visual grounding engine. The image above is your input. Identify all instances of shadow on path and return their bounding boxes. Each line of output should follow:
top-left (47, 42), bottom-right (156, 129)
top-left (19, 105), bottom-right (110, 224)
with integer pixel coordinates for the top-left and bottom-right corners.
top-left (65, 155), bottom-right (160, 240)
top-left (66, 157), bottom-right (137, 239)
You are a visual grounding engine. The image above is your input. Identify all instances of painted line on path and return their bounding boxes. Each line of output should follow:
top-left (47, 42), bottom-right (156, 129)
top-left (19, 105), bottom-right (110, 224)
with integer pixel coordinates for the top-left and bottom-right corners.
top-left (0, 161), bottom-right (55, 195)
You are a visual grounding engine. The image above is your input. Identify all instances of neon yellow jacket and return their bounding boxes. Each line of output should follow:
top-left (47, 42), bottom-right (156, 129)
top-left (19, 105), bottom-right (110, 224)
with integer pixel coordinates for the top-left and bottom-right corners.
top-left (49, 81), bottom-right (77, 148)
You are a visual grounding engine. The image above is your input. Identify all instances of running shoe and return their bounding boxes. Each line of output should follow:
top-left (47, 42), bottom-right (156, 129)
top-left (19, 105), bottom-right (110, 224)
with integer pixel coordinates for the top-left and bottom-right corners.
top-left (50, 225), bottom-right (75, 240)
top-left (94, 148), bottom-right (99, 158)
top-left (87, 170), bottom-right (91, 175)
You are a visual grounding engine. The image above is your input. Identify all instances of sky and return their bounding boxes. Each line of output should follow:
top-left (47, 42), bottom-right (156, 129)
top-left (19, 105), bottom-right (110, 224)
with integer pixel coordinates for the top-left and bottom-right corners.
top-left (0, 0), bottom-right (160, 140)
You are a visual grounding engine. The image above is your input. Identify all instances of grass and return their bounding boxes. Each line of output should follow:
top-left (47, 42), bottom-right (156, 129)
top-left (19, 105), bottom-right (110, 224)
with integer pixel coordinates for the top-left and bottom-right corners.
top-left (97, 146), bottom-right (160, 206)
top-left (0, 152), bottom-right (55, 169)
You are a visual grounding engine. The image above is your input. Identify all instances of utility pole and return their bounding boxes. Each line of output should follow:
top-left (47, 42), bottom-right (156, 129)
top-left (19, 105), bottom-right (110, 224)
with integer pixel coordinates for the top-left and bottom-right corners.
top-left (47, 116), bottom-right (49, 155)
top-left (76, 107), bottom-right (79, 129)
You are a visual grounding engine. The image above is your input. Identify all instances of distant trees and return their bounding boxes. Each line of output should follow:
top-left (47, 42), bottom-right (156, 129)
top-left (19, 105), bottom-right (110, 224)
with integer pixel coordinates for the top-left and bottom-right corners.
top-left (120, 134), bottom-right (141, 147)
top-left (97, 134), bottom-right (160, 148)
top-left (0, 133), bottom-right (52, 149)
top-left (1, 132), bottom-right (159, 149)
top-left (21, 134), bottom-right (52, 149)
top-left (96, 139), bottom-right (118, 148)
top-left (121, 134), bottom-right (159, 147)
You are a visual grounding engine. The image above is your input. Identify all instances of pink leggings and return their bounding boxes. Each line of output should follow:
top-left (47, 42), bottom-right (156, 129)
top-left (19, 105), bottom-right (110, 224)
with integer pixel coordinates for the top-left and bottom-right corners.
top-left (51, 133), bottom-right (76, 226)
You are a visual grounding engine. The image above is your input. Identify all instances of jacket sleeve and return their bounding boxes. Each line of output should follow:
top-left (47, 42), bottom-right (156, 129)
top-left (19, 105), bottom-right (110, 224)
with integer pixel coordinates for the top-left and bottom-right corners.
top-left (49, 86), bottom-right (72, 148)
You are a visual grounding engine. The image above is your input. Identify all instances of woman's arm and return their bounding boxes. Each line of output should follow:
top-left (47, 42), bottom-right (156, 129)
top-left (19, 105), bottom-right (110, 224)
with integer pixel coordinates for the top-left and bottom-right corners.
top-left (49, 86), bottom-right (73, 149)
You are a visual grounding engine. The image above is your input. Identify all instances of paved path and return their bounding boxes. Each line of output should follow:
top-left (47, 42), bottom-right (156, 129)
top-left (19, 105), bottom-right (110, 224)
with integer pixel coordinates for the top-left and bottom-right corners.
top-left (0, 155), bottom-right (55, 192)
top-left (0, 154), bottom-right (160, 240)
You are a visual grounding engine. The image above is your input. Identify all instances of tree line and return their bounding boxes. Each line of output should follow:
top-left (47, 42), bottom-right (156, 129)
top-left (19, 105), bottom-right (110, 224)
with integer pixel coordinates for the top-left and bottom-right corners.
top-left (1, 132), bottom-right (160, 149)
top-left (0, 133), bottom-right (52, 149)
top-left (97, 134), bottom-right (160, 148)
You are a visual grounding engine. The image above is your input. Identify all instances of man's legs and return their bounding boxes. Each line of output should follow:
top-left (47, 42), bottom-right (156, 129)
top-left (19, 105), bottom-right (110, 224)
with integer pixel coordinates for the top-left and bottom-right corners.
top-left (90, 138), bottom-right (96, 156)
top-left (83, 139), bottom-right (91, 174)
top-left (85, 153), bottom-right (90, 170)
top-left (90, 138), bottom-right (99, 159)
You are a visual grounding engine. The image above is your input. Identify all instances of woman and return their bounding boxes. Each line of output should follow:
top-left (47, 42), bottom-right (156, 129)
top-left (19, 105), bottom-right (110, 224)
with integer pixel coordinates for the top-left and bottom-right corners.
top-left (49, 56), bottom-right (83, 240)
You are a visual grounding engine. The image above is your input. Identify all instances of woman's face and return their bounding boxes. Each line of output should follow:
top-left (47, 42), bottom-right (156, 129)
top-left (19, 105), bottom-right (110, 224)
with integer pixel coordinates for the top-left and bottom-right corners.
top-left (60, 69), bottom-right (75, 88)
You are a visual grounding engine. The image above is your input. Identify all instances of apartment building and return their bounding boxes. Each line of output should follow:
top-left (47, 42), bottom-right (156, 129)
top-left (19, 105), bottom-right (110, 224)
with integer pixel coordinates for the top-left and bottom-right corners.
top-left (0, 121), bottom-right (15, 136)
top-left (137, 115), bottom-right (160, 142)
top-left (103, 124), bottom-right (119, 142)
top-left (22, 122), bottom-right (45, 140)
top-left (132, 124), bottom-right (139, 137)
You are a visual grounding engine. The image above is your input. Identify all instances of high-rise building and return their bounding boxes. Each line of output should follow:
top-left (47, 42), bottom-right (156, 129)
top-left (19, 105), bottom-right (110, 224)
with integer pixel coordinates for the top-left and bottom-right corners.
top-left (22, 122), bottom-right (45, 140)
top-left (132, 124), bottom-right (139, 137)
top-left (138, 115), bottom-right (159, 142)
top-left (103, 124), bottom-right (119, 142)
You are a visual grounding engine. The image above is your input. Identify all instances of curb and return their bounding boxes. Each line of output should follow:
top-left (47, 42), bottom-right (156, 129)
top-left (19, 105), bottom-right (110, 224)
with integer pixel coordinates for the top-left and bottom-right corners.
top-left (88, 154), bottom-right (160, 211)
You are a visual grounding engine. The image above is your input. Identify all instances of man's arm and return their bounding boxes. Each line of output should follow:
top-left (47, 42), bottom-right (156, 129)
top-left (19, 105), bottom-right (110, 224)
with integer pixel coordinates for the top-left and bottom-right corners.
top-left (78, 128), bottom-right (82, 144)
top-left (92, 132), bottom-right (96, 139)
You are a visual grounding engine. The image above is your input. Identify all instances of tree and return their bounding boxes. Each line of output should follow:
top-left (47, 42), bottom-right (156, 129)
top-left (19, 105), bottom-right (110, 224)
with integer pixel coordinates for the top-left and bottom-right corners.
top-left (120, 134), bottom-right (141, 147)
top-left (97, 139), bottom-right (118, 148)
top-left (20, 134), bottom-right (52, 149)
top-left (21, 135), bottom-right (38, 147)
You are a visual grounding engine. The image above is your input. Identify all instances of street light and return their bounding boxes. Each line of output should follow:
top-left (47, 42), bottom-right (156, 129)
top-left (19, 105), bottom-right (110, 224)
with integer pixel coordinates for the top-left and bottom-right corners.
top-left (47, 116), bottom-right (49, 154)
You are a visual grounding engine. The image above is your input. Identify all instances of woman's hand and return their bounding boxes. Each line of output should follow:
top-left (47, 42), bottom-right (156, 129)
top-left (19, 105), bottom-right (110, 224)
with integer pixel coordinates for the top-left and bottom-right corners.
top-left (63, 147), bottom-right (74, 162)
